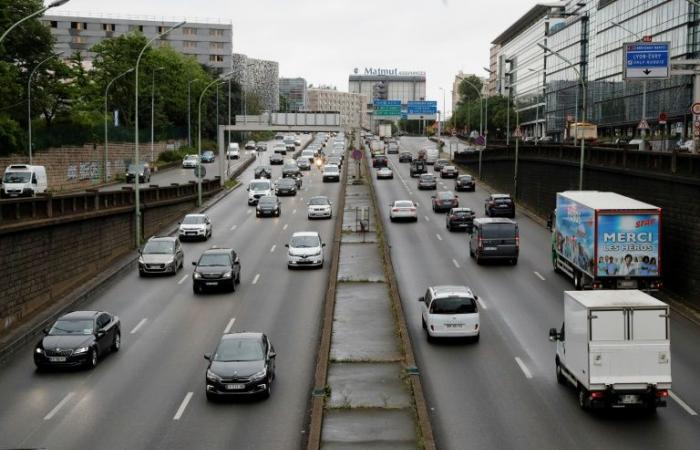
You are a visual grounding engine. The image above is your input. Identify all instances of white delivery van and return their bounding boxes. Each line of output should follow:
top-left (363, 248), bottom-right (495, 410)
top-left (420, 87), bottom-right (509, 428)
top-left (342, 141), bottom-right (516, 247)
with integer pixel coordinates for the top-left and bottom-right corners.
top-left (425, 148), bottom-right (439, 165)
top-left (227, 143), bottom-right (240, 160)
top-left (549, 290), bottom-right (671, 411)
top-left (2, 164), bottom-right (48, 197)
top-left (247, 179), bottom-right (272, 205)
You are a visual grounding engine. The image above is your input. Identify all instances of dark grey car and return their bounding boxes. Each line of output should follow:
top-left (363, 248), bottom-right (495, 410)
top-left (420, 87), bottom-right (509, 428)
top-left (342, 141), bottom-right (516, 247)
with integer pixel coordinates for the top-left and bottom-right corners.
top-left (469, 218), bottom-right (519, 265)
top-left (418, 173), bottom-right (437, 190)
top-left (256, 195), bottom-right (282, 217)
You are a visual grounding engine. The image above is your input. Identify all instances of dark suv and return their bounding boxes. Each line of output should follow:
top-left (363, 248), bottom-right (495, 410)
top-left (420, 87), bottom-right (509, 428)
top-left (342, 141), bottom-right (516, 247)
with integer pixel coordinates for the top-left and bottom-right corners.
top-left (126, 163), bottom-right (151, 183)
top-left (455, 174), bottom-right (475, 192)
top-left (192, 248), bottom-right (241, 294)
top-left (469, 218), bottom-right (519, 265)
top-left (485, 194), bottom-right (515, 218)
top-left (446, 208), bottom-right (475, 232)
top-left (410, 159), bottom-right (427, 177)
top-left (372, 155), bottom-right (388, 168)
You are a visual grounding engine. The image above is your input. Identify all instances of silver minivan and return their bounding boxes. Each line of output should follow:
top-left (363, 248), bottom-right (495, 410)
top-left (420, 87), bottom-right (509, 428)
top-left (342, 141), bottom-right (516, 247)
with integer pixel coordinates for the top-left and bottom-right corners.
top-left (469, 218), bottom-right (519, 265)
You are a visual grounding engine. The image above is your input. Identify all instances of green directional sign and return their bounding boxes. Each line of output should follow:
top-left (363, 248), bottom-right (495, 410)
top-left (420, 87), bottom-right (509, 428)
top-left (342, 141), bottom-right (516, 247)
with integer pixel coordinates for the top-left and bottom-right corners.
top-left (373, 100), bottom-right (401, 117)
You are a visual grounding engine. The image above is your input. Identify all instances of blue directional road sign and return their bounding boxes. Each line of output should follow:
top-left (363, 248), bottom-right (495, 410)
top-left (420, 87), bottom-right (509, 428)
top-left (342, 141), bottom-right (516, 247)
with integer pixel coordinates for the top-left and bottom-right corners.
top-left (407, 101), bottom-right (437, 120)
top-left (623, 42), bottom-right (670, 80)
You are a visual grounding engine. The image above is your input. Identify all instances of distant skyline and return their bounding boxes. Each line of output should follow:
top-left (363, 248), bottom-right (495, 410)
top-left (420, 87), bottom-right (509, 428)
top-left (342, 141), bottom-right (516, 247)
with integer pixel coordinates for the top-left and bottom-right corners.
top-left (44, 0), bottom-right (539, 115)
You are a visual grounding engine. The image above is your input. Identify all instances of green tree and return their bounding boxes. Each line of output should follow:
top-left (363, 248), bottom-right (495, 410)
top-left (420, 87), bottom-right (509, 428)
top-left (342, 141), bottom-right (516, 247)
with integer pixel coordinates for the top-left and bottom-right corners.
top-left (457, 75), bottom-right (484, 103)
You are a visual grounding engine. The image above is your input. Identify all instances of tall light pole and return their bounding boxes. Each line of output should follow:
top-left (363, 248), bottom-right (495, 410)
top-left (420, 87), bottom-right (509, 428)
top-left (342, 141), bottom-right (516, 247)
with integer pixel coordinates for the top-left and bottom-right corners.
top-left (438, 87), bottom-right (445, 138)
top-left (483, 67), bottom-right (494, 148)
top-left (460, 77), bottom-right (484, 138)
top-left (538, 42), bottom-right (587, 190)
top-left (513, 95), bottom-right (520, 198)
top-left (104, 67), bottom-right (134, 183)
top-left (134, 20), bottom-right (185, 248)
top-left (27, 51), bottom-right (63, 163)
top-left (150, 66), bottom-right (164, 164)
top-left (187, 78), bottom-right (200, 147)
top-left (0, 0), bottom-right (70, 45)
top-left (504, 59), bottom-right (514, 145)
top-left (198, 72), bottom-right (233, 206)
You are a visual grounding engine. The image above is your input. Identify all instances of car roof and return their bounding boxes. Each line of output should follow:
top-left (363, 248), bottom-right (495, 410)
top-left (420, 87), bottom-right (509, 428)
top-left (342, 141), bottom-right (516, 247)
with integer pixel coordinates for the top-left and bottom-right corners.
top-left (184, 213), bottom-right (206, 218)
top-left (148, 236), bottom-right (177, 243)
top-left (292, 231), bottom-right (320, 237)
top-left (437, 191), bottom-right (455, 196)
top-left (474, 217), bottom-right (517, 225)
top-left (490, 193), bottom-right (511, 199)
top-left (201, 247), bottom-right (234, 255)
top-left (60, 310), bottom-right (101, 320)
top-left (451, 207), bottom-right (472, 212)
top-left (430, 285), bottom-right (474, 298)
top-left (221, 332), bottom-right (264, 341)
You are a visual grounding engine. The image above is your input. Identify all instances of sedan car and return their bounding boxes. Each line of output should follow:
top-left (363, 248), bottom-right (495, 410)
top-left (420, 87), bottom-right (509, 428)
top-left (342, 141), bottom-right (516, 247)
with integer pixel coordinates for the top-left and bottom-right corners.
top-left (322, 164), bottom-right (340, 182)
top-left (256, 195), bottom-right (282, 217)
top-left (398, 152), bottom-right (413, 163)
top-left (440, 165), bottom-right (458, 178)
top-left (446, 207), bottom-right (475, 232)
top-left (245, 141), bottom-right (256, 150)
top-left (201, 150), bottom-right (215, 163)
top-left (389, 200), bottom-right (418, 222)
top-left (432, 191), bottom-right (459, 213)
top-left (307, 196), bottom-right (332, 219)
top-left (139, 236), bottom-right (184, 276)
top-left (372, 155), bottom-right (388, 168)
top-left (420, 285), bottom-right (480, 342)
top-left (34, 311), bottom-right (121, 370)
top-left (296, 157), bottom-right (311, 170)
top-left (387, 142), bottom-right (399, 154)
top-left (254, 165), bottom-right (272, 179)
top-left (417, 173), bottom-right (437, 190)
top-left (376, 167), bottom-right (394, 179)
top-left (274, 177), bottom-right (297, 196)
top-left (204, 332), bottom-right (276, 400)
top-left (178, 213), bottom-right (212, 241)
top-left (455, 174), bottom-right (476, 192)
top-left (485, 193), bottom-right (515, 218)
top-left (287, 231), bottom-right (325, 269)
top-left (270, 154), bottom-right (284, 165)
top-left (192, 248), bottom-right (241, 294)
top-left (182, 155), bottom-right (200, 168)
top-left (433, 159), bottom-right (450, 173)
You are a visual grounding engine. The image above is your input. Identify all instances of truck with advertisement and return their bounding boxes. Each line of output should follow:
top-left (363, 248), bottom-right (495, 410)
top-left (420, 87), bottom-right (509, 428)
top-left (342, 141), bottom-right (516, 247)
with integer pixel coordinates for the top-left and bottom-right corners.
top-left (550, 191), bottom-right (662, 291)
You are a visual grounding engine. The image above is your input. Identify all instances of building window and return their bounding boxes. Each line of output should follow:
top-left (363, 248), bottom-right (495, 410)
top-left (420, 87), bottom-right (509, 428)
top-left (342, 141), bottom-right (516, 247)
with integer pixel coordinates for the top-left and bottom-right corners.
top-left (70, 22), bottom-right (87, 30)
top-left (71, 36), bottom-right (87, 44)
top-left (102, 23), bottom-right (115, 32)
top-left (50, 21), bottom-right (58, 28)
top-left (210, 42), bottom-right (224, 50)
top-left (129, 24), bottom-right (144, 32)
top-left (158, 26), bottom-right (166, 33)
top-left (210, 29), bottom-right (224, 37)
top-left (183, 41), bottom-right (197, 49)
top-left (209, 55), bottom-right (224, 62)
top-left (183, 27), bottom-right (197, 36)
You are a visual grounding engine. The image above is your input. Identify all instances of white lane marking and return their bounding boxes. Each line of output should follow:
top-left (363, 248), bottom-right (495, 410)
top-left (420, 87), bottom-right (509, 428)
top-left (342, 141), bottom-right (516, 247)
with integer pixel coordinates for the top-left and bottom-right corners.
top-left (436, 234), bottom-right (443, 241)
top-left (515, 357), bottom-right (533, 379)
top-left (669, 390), bottom-right (698, 416)
top-left (246, 209), bottom-right (252, 214)
top-left (130, 318), bottom-right (148, 334)
top-left (283, 224), bottom-right (288, 230)
top-left (177, 274), bottom-right (188, 285)
top-left (424, 216), bottom-right (430, 222)
top-left (230, 224), bottom-right (237, 231)
top-left (534, 271), bottom-right (546, 281)
top-left (270, 244), bottom-right (276, 253)
top-left (223, 317), bottom-right (236, 334)
top-left (252, 273), bottom-right (260, 285)
top-left (292, 209), bottom-right (297, 214)
top-left (477, 297), bottom-right (488, 310)
top-left (44, 392), bottom-right (74, 420)
top-left (452, 259), bottom-right (460, 269)
top-left (173, 392), bottom-right (193, 420)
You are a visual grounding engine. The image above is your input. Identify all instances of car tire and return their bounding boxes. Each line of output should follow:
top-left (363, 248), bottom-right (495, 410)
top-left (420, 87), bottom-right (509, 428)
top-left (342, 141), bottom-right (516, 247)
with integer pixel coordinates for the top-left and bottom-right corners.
top-left (473, 334), bottom-right (480, 343)
top-left (262, 378), bottom-right (272, 399)
top-left (193, 284), bottom-right (203, 295)
top-left (206, 392), bottom-right (218, 402)
top-left (475, 254), bottom-right (481, 265)
top-left (236, 272), bottom-right (241, 285)
top-left (87, 348), bottom-right (98, 370)
top-left (139, 270), bottom-right (145, 277)
top-left (112, 331), bottom-right (121, 352)
top-left (390, 217), bottom-right (395, 222)
top-left (578, 387), bottom-right (589, 410)
top-left (446, 222), bottom-right (450, 231)
top-left (511, 258), bottom-right (518, 265)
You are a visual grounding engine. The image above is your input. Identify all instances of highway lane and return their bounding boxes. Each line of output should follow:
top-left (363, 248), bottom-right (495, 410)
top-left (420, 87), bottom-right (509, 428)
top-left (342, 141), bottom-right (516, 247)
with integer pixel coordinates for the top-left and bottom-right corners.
top-left (0, 135), bottom-right (341, 450)
top-left (371, 136), bottom-right (700, 449)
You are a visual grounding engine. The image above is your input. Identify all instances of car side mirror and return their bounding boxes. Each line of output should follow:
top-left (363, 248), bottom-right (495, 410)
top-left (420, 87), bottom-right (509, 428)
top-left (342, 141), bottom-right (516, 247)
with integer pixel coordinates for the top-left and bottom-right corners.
top-left (192, 261), bottom-right (197, 266)
top-left (549, 328), bottom-right (560, 342)
top-left (418, 296), bottom-right (424, 303)
top-left (138, 248), bottom-right (142, 254)
top-left (204, 353), bottom-right (211, 360)
top-left (43, 327), bottom-right (49, 335)
top-left (431, 195), bottom-right (436, 198)
top-left (96, 330), bottom-right (106, 338)
top-left (322, 243), bottom-right (326, 247)
top-left (269, 351), bottom-right (276, 358)
top-left (284, 244), bottom-right (289, 248)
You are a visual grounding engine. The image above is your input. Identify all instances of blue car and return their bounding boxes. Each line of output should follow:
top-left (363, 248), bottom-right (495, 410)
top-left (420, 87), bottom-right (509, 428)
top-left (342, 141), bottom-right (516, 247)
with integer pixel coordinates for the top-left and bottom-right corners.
top-left (201, 151), bottom-right (215, 163)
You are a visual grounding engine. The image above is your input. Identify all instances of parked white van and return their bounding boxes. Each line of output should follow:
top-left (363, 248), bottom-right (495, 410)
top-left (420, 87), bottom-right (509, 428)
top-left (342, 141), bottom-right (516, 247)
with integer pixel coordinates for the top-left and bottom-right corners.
top-left (1, 164), bottom-right (48, 197)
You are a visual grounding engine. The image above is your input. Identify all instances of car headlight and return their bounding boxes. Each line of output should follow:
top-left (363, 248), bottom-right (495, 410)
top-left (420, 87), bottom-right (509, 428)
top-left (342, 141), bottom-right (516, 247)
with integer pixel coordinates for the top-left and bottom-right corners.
top-left (222, 271), bottom-right (232, 278)
top-left (207, 370), bottom-right (222, 382)
top-left (251, 369), bottom-right (267, 381)
top-left (138, 257), bottom-right (144, 264)
top-left (193, 272), bottom-right (202, 279)
top-left (35, 347), bottom-right (43, 354)
top-left (166, 258), bottom-right (175, 266)
top-left (74, 347), bottom-right (89, 354)
top-left (312, 250), bottom-right (322, 256)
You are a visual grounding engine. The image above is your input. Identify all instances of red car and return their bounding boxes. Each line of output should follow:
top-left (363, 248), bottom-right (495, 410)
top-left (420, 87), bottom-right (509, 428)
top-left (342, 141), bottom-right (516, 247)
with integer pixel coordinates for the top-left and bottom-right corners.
top-left (432, 191), bottom-right (459, 213)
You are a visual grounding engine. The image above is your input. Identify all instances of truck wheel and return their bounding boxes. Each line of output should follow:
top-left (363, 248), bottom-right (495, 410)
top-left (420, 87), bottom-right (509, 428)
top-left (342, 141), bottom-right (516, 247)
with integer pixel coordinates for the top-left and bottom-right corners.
top-left (578, 387), bottom-right (589, 410)
top-left (574, 272), bottom-right (582, 290)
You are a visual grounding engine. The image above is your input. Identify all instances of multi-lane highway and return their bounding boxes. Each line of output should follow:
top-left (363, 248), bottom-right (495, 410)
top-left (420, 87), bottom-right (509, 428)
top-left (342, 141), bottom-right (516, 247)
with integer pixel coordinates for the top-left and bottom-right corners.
top-left (0, 139), bottom-right (340, 450)
top-left (372, 137), bottom-right (700, 450)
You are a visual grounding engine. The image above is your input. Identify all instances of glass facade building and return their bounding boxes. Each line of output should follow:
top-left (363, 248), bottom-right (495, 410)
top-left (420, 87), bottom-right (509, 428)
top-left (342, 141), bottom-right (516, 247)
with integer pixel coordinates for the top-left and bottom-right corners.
top-left (279, 78), bottom-right (308, 111)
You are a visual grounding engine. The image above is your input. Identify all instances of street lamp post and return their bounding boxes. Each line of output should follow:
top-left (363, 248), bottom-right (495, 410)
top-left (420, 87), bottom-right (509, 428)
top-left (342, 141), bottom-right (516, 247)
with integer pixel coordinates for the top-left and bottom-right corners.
top-left (0, 0), bottom-right (70, 45)
top-left (439, 87), bottom-right (446, 138)
top-left (538, 42), bottom-right (587, 190)
top-left (150, 66), bottom-right (164, 165)
top-left (187, 78), bottom-right (200, 147)
top-left (104, 67), bottom-right (134, 183)
top-left (134, 21), bottom-right (185, 248)
top-left (460, 78), bottom-right (484, 138)
top-left (27, 51), bottom-right (63, 163)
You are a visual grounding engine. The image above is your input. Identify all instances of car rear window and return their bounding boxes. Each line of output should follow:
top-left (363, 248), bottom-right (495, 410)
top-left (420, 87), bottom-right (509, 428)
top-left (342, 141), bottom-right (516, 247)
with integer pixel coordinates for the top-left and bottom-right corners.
top-left (395, 201), bottom-right (414, 208)
top-left (494, 198), bottom-right (513, 204)
top-left (431, 297), bottom-right (477, 314)
top-left (480, 223), bottom-right (517, 239)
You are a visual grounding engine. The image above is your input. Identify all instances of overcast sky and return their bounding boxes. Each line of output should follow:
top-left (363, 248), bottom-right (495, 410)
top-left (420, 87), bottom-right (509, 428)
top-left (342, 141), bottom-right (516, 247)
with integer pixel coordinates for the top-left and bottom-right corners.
top-left (52, 0), bottom-right (534, 114)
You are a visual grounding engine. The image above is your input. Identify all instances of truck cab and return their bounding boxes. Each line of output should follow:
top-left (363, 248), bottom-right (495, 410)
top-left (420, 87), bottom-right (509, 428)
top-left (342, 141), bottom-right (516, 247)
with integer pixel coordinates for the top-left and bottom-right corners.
top-left (2, 164), bottom-right (48, 198)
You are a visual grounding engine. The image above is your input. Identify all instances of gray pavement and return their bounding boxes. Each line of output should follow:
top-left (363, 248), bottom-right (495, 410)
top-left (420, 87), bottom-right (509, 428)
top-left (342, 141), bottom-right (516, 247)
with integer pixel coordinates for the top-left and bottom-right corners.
top-left (370, 136), bottom-right (700, 450)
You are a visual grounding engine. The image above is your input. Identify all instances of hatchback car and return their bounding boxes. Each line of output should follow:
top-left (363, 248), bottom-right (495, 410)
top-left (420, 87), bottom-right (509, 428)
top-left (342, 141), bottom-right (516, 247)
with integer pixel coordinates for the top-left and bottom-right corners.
top-left (182, 155), bottom-right (200, 168)
top-left (139, 236), bottom-right (184, 276)
top-left (410, 159), bottom-right (427, 177)
top-left (432, 191), bottom-right (459, 212)
top-left (254, 165), bottom-right (272, 179)
top-left (327, 156), bottom-right (342, 168)
top-left (270, 154), bottom-right (284, 165)
top-left (433, 159), bottom-right (449, 173)
top-left (273, 143), bottom-right (287, 155)
top-left (178, 213), bottom-right (212, 241)
top-left (307, 196), bottom-right (332, 219)
top-left (287, 231), bottom-right (325, 269)
top-left (419, 285), bottom-right (480, 342)
top-left (446, 208), bottom-right (475, 232)
top-left (322, 164), bottom-right (340, 182)
top-left (256, 195), bottom-right (282, 217)
top-left (34, 311), bottom-right (121, 370)
top-left (282, 163), bottom-right (301, 179)
top-left (389, 200), bottom-right (418, 222)
top-left (485, 194), bottom-right (515, 218)
top-left (399, 152), bottom-right (413, 163)
top-left (205, 332), bottom-right (275, 400)
top-left (469, 218), bottom-right (519, 265)
top-left (201, 151), bottom-right (215, 163)
top-left (440, 165), bottom-right (458, 178)
top-left (376, 167), bottom-right (394, 179)
top-left (372, 155), bottom-right (388, 168)
top-left (455, 174), bottom-right (476, 192)
top-left (417, 173), bottom-right (437, 190)
top-left (192, 248), bottom-right (241, 293)
top-left (274, 177), bottom-right (297, 196)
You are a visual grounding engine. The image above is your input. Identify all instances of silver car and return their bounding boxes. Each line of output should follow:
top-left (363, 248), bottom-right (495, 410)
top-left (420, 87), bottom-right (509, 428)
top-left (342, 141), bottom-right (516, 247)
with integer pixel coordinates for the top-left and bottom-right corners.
top-left (138, 236), bottom-right (184, 276)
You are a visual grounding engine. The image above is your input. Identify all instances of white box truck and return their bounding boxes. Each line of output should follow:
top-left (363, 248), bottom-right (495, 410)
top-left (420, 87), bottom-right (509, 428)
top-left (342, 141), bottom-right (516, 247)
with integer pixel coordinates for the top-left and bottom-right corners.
top-left (1, 164), bottom-right (48, 197)
top-left (549, 290), bottom-right (671, 411)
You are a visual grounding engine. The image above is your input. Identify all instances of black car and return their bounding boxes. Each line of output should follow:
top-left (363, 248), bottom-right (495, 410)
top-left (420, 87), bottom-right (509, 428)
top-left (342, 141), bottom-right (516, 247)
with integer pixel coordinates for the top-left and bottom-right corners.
top-left (485, 194), bottom-right (515, 218)
top-left (34, 311), bottom-right (121, 370)
top-left (192, 248), bottom-right (241, 294)
top-left (125, 163), bottom-right (151, 183)
top-left (446, 208), bottom-right (475, 232)
top-left (201, 150), bottom-right (215, 163)
top-left (399, 152), bottom-right (413, 163)
top-left (410, 159), bottom-right (427, 177)
top-left (469, 218), bottom-right (519, 265)
top-left (254, 165), bottom-right (272, 179)
top-left (372, 155), bottom-right (388, 168)
top-left (282, 163), bottom-right (301, 178)
top-left (433, 159), bottom-right (449, 173)
top-left (256, 143), bottom-right (268, 152)
top-left (417, 173), bottom-right (437, 190)
top-left (432, 191), bottom-right (459, 212)
top-left (204, 332), bottom-right (276, 400)
top-left (270, 154), bottom-right (284, 165)
top-left (455, 174), bottom-right (476, 192)
top-left (256, 195), bottom-right (282, 217)
top-left (296, 158), bottom-right (311, 170)
top-left (275, 178), bottom-right (297, 196)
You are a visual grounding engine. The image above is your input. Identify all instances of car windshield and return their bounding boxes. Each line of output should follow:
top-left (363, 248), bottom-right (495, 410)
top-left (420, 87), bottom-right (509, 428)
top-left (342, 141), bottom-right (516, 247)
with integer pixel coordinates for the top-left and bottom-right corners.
top-left (309, 197), bottom-right (329, 205)
top-left (127, 164), bottom-right (145, 173)
top-left (259, 196), bottom-right (277, 204)
top-left (438, 192), bottom-right (455, 200)
top-left (3, 171), bottom-right (31, 183)
top-left (284, 139), bottom-right (294, 145)
top-left (290, 236), bottom-right (320, 248)
top-left (143, 240), bottom-right (174, 254)
top-left (458, 175), bottom-right (473, 181)
top-left (481, 223), bottom-right (517, 239)
top-left (421, 175), bottom-right (434, 181)
top-left (198, 253), bottom-right (231, 267)
top-left (283, 164), bottom-right (298, 171)
top-left (395, 201), bottom-right (414, 208)
top-left (278, 179), bottom-right (295, 186)
top-left (250, 181), bottom-right (270, 191)
top-left (452, 210), bottom-right (472, 217)
top-left (431, 297), bottom-right (477, 314)
top-left (494, 198), bottom-right (512, 205)
top-left (185, 155), bottom-right (198, 160)
top-left (49, 319), bottom-right (94, 336)
top-left (182, 215), bottom-right (205, 225)
top-left (214, 338), bottom-right (264, 362)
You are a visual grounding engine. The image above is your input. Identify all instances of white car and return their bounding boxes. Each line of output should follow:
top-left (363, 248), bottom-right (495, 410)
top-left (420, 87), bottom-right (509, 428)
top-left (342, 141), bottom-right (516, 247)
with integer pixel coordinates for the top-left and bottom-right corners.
top-left (301, 149), bottom-right (315, 162)
top-left (420, 285), bottom-right (480, 342)
top-left (182, 155), bottom-right (200, 168)
top-left (227, 143), bottom-right (240, 160)
top-left (178, 213), bottom-right (212, 241)
top-left (376, 167), bottom-right (393, 179)
top-left (294, 137), bottom-right (302, 146)
top-left (322, 164), bottom-right (340, 182)
top-left (389, 200), bottom-right (418, 222)
top-left (307, 196), bottom-right (332, 219)
top-left (247, 179), bottom-right (272, 205)
top-left (286, 231), bottom-right (325, 269)
top-left (273, 143), bottom-right (287, 155)
top-left (245, 140), bottom-right (256, 150)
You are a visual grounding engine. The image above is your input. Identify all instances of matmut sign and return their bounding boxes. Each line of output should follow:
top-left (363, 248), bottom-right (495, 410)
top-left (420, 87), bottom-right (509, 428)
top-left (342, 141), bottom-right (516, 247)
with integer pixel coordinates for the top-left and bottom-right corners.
top-left (353, 68), bottom-right (426, 77)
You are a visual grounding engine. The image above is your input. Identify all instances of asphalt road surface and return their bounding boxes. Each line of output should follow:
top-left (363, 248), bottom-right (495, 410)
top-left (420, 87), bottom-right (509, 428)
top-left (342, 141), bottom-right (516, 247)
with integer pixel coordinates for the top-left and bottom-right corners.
top-left (370, 137), bottom-right (700, 450)
top-left (0, 137), bottom-right (341, 450)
